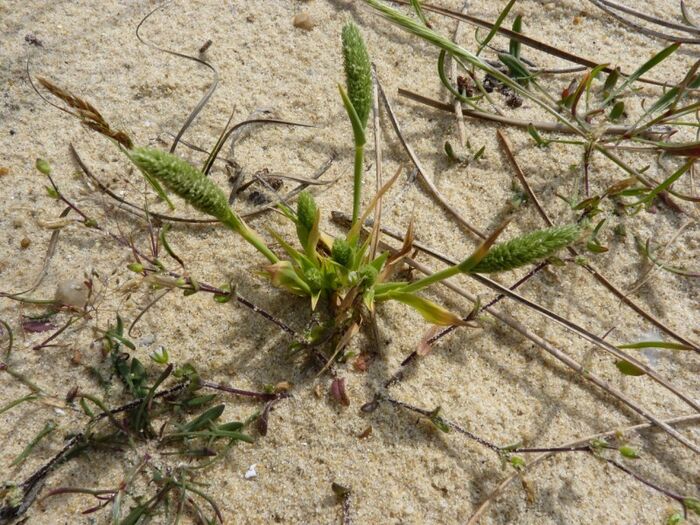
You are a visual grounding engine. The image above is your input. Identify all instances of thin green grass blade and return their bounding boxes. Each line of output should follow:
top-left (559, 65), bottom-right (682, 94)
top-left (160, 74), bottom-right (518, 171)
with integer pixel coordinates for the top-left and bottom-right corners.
top-left (604, 43), bottom-right (681, 104)
top-left (618, 341), bottom-right (693, 351)
top-left (476, 0), bottom-right (517, 55)
top-left (410, 0), bottom-right (430, 27)
top-left (509, 15), bottom-right (522, 58)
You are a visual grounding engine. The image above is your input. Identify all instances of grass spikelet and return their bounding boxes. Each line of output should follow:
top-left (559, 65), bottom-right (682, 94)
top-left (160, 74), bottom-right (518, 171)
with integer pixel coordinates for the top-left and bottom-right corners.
top-left (341, 22), bottom-right (372, 130)
top-left (37, 77), bottom-right (133, 149)
top-left (471, 224), bottom-right (581, 273)
top-left (127, 147), bottom-right (279, 263)
top-left (297, 191), bottom-right (317, 233)
top-left (128, 147), bottom-right (234, 224)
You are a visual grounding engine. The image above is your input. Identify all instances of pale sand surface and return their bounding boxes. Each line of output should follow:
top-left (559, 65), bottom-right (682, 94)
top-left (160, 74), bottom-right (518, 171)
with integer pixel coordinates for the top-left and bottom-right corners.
top-left (1, 1), bottom-right (699, 524)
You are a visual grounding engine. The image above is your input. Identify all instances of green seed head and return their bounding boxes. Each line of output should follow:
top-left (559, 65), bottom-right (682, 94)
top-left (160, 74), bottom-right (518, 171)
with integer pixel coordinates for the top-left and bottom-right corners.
top-left (469, 224), bottom-right (581, 273)
top-left (297, 191), bottom-right (317, 233)
top-left (304, 266), bottom-right (324, 292)
top-left (342, 21), bottom-right (372, 130)
top-left (358, 264), bottom-right (378, 287)
top-left (128, 147), bottom-right (238, 228)
top-left (331, 238), bottom-right (352, 267)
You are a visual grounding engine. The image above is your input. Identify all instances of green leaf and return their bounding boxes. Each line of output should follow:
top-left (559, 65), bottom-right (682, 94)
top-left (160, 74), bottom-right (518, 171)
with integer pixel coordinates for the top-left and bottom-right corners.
top-left (509, 455), bottom-right (526, 470)
top-left (618, 341), bottom-right (693, 351)
top-left (603, 67), bottom-right (620, 95)
top-left (476, 0), bottom-right (517, 56)
top-left (428, 406), bottom-right (450, 433)
top-left (609, 101), bottom-right (625, 121)
top-left (618, 444), bottom-right (640, 459)
top-left (684, 497), bottom-right (700, 516)
top-left (119, 503), bottom-right (149, 525)
top-left (127, 262), bottom-right (144, 273)
top-left (181, 404), bottom-right (225, 433)
top-left (631, 158), bottom-right (692, 208)
top-left (410, 0), bottom-right (430, 27)
top-left (666, 511), bottom-right (684, 525)
top-left (386, 292), bottom-right (464, 326)
top-left (444, 141), bottom-right (464, 162)
top-left (509, 15), bottom-right (522, 58)
top-left (339, 85), bottom-right (366, 147)
top-left (10, 421), bottom-right (56, 466)
top-left (213, 283), bottom-right (236, 303)
top-left (615, 360), bottom-right (645, 376)
top-left (183, 394), bottom-right (217, 408)
top-left (45, 185), bottom-right (60, 199)
top-left (604, 43), bottom-right (681, 104)
top-left (35, 158), bottom-right (52, 175)
top-left (437, 50), bottom-right (474, 105)
top-left (498, 53), bottom-right (531, 86)
top-left (586, 240), bottom-right (608, 254)
top-left (261, 260), bottom-right (311, 297)
top-left (527, 124), bottom-right (549, 147)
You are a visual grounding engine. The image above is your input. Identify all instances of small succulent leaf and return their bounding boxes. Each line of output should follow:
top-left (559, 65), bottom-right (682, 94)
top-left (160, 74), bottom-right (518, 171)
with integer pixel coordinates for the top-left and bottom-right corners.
top-left (428, 406), bottom-right (450, 433)
top-left (181, 404), bottom-right (225, 433)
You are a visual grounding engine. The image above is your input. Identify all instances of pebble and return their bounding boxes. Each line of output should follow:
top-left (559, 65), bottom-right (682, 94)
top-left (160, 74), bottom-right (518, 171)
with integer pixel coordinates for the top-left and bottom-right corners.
top-left (55, 279), bottom-right (89, 308)
top-left (293, 12), bottom-right (315, 31)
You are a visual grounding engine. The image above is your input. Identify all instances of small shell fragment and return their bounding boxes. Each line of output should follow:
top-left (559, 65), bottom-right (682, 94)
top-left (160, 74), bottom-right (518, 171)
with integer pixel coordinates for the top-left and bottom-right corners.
top-left (244, 464), bottom-right (257, 479)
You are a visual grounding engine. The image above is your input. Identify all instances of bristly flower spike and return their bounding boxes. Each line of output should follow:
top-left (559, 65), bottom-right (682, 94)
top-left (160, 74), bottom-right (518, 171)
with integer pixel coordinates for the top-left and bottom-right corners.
top-left (342, 22), bottom-right (372, 131)
top-left (127, 147), bottom-right (279, 264)
top-left (340, 21), bottom-right (373, 228)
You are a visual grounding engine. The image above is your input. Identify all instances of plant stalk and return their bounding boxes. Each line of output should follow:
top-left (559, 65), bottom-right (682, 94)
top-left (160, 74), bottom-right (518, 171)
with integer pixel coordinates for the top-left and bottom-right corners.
top-left (223, 216), bottom-right (278, 264)
top-left (352, 144), bottom-right (365, 227)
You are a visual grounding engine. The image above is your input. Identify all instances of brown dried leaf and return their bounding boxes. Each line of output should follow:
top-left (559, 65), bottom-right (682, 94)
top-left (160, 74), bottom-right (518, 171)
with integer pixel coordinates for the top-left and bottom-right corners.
top-left (330, 377), bottom-right (350, 406)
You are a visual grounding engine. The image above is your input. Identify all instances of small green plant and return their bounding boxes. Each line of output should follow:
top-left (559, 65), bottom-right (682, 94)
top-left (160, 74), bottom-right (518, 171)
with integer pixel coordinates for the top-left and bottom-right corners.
top-left (35, 24), bottom-right (581, 367)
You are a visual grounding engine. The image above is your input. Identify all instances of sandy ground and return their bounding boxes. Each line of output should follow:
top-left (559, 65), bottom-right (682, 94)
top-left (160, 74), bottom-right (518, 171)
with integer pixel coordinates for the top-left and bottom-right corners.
top-left (1, 0), bottom-right (699, 523)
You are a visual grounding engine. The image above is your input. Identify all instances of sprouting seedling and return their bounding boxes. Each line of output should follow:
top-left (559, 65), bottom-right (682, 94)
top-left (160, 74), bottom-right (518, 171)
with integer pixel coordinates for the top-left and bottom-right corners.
top-left (339, 21), bottom-right (372, 228)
